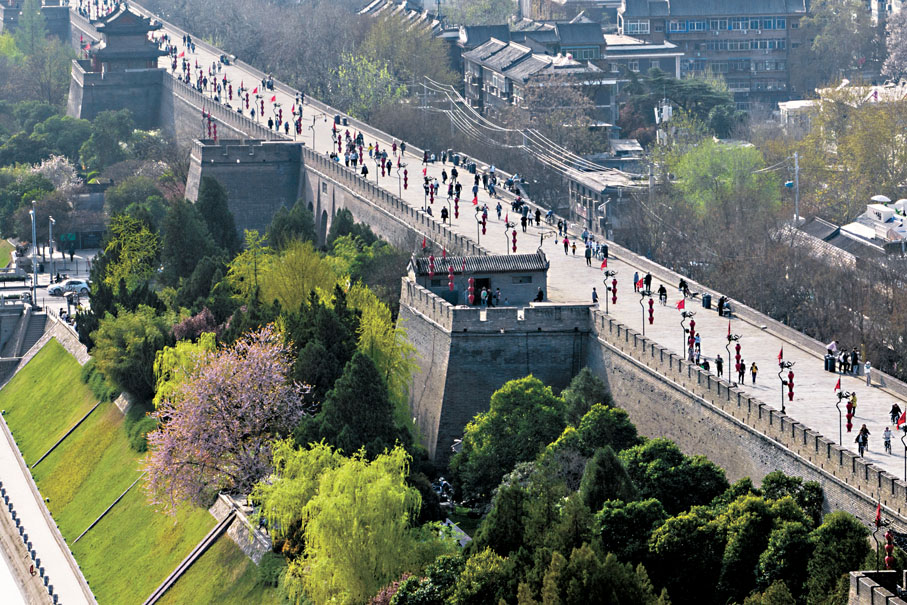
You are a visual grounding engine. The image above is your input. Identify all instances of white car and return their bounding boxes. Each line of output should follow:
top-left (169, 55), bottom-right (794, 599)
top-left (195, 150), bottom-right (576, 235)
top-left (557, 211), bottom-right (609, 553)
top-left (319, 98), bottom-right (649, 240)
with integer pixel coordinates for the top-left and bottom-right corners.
top-left (47, 279), bottom-right (90, 297)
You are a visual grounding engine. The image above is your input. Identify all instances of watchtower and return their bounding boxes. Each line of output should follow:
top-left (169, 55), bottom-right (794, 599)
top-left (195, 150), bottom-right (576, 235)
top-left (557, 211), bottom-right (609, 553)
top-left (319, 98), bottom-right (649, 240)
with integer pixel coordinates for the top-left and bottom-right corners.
top-left (67, 4), bottom-right (167, 129)
top-left (0, 0), bottom-right (71, 41)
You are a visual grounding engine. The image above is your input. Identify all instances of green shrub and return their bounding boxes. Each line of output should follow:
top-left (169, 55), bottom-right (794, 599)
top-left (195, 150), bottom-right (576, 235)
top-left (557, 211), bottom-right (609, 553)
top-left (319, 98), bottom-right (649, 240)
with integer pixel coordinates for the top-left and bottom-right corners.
top-left (255, 552), bottom-right (286, 588)
top-left (80, 359), bottom-right (119, 402)
top-left (127, 415), bottom-right (157, 453)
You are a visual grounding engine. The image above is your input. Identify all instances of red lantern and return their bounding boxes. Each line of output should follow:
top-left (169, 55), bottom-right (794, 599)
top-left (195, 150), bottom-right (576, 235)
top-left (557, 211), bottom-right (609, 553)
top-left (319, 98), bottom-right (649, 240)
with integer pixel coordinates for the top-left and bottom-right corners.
top-left (468, 277), bottom-right (475, 305)
top-left (454, 198), bottom-right (459, 219)
top-left (648, 298), bottom-right (654, 324)
top-left (886, 531), bottom-right (895, 569)
top-left (689, 319), bottom-right (695, 333)
top-left (787, 370), bottom-right (794, 401)
top-left (846, 412), bottom-right (853, 433)
top-left (481, 217), bottom-right (486, 235)
top-left (512, 229), bottom-right (517, 253)
top-left (448, 266), bottom-right (454, 292)
top-left (404, 169), bottom-right (408, 190)
top-left (611, 278), bottom-right (617, 304)
top-left (428, 254), bottom-right (435, 278)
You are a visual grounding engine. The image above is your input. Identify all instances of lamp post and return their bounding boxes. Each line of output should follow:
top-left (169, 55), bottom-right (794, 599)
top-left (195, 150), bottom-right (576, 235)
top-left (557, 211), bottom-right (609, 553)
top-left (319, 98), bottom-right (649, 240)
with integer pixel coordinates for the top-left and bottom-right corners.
top-left (901, 426), bottom-right (907, 482)
top-left (503, 221), bottom-right (513, 254)
top-left (836, 390), bottom-right (853, 446)
top-left (602, 270), bottom-right (617, 314)
top-left (397, 162), bottom-right (407, 197)
top-left (374, 157), bottom-right (381, 184)
top-left (726, 333), bottom-right (741, 386)
top-left (638, 289), bottom-right (652, 336)
top-left (29, 201), bottom-right (37, 307)
top-left (680, 310), bottom-right (695, 353)
top-left (778, 360), bottom-right (795, 414)
top-left (48, 216), bottom-right (55, 280)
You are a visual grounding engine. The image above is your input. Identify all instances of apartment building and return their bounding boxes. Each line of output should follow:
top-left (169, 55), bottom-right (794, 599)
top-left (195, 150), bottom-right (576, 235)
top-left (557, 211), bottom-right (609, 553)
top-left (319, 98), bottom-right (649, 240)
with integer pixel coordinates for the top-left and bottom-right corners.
top-left (616, 0), bottom-right (807, 109)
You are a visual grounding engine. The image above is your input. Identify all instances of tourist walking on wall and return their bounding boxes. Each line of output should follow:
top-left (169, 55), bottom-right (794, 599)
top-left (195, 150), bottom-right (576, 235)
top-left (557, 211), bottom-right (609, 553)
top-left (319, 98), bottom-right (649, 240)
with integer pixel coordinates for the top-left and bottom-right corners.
top-left (884, 426), bottom-right (892, 454)
top-left (592, 287), bottom-right (598, 304)
top-left (633, 271), bottom-right (639, 292)
top-left (584, 246), bottom-right (592, 266)
top-left (856, 424), bottom-right (870, 456)
top-left (750, 362), bottom-right (758, 384)
top-left (563, 237), bottom-right (569, 254)
top-left (891, 403), bottom-right (902, 426)
top-left (737, 358), bottom-right (746, 384)
top-left (716, 354), bottom-right (723, 378)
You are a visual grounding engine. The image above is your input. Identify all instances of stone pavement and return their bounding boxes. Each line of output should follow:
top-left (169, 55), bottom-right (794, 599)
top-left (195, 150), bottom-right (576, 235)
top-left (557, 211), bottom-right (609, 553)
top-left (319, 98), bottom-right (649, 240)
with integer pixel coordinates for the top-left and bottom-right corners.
top-left (0, 414), bottom-right (93, 604)
top-left (148, 19), bottom-right (907, 484)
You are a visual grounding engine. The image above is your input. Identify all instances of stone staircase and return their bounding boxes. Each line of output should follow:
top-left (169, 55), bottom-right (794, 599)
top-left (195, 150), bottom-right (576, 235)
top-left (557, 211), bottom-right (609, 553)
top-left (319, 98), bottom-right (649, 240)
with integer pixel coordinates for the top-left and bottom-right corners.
top-left (20, 313), bottom-right (46, 357)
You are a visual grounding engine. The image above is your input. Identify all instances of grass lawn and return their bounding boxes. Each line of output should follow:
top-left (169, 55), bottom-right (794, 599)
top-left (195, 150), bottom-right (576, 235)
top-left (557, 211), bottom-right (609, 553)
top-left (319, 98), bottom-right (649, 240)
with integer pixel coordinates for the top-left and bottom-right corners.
top-left (0, 339), bottom-right (97, 464)
top-left (0, 239), bottom-right (13, 267)
top-left (158, 536), bottom-right (279, 605)
top-left (31, 402), bottom-right (141, 540)
top-left (72, 486), bottom-right (215, 604)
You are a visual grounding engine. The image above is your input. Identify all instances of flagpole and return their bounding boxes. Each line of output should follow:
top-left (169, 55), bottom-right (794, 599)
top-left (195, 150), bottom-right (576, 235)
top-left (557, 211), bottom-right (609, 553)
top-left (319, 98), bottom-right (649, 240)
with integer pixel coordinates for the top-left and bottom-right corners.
top-left (835, 391), bottom-right (843, 446)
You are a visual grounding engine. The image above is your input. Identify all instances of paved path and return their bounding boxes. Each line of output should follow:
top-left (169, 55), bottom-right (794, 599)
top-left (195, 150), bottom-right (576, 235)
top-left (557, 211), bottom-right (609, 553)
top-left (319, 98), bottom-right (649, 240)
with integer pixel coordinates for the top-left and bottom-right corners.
top-left (121, 12), bottom-right (907, 484)
top-left (0, 416), bottom-right (93, 604)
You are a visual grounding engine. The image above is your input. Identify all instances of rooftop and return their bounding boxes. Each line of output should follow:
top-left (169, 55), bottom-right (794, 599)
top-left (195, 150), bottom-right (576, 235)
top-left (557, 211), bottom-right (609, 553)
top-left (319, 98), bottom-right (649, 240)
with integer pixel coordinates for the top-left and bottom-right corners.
top-left (410, 251), bottom-right (550, 276)
top-left (620, 0), bottom-right (807, 17)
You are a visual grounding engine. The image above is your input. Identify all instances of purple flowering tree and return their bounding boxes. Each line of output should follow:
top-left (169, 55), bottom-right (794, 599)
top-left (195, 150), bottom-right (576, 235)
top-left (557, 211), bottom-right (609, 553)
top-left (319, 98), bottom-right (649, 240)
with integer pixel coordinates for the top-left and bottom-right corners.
top-left (144, 325), bottom-right (311, 511)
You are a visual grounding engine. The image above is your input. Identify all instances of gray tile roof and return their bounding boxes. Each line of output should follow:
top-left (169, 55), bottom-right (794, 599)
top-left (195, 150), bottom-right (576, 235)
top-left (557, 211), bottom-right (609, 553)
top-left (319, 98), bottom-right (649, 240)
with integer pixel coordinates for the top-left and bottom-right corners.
top-left (462, 38), bottom-right (509, 63)
top-left (412, 251), bottom-right (550, 276)
top-left (554, 22), bottom-right (605, 46)
top-left (458, 24), bottom-right (511, 48)
top-left (621, 0), bottom-right (806, 17)
top-left (798, 217), bottom-right (839, 241)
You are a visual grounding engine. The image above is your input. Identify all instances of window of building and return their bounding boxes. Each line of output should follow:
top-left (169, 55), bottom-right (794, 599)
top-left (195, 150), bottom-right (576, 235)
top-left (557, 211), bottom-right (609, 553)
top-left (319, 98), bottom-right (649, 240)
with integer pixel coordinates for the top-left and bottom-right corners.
top-left (610, 62), bottom-right (620, 72)
top-left (654, 23), bottom-right (664, 32)
top-left (730, 17), bottom-right (748, 30)
top-left (777, 39), bottom-right (786, 50)
top-left (669, 20), bottom-right (686, 32)
top-left (790, 19), bottom-right (799, 29)
top-left (625, 19), bottom-right (650, 34)
top-left (762, 18), bottom-right (775, 30)
top-left (776, 17), bottom-right (786, 29)
top-left (628, 60), bottom-right (640, 72)
top-left (513, 276), bottom-right (533, 284)
top-left (688, 20), bottom-right (706, 31)
top-left (791, 41), bottom-right (800, 49)
top-left (709, 18), bottom-right (728, 30)
top-left (430, 279), bottom-right (442, 287)
top-left (710, 61), bottom-right (729, 74)
top-left (750, 18), bottom-right (760, 29)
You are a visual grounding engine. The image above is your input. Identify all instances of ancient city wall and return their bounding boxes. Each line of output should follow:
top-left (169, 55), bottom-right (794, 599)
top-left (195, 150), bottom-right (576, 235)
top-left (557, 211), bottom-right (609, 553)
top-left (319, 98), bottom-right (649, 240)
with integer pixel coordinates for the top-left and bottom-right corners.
top-left (67, 61), bottom-right (165, 130)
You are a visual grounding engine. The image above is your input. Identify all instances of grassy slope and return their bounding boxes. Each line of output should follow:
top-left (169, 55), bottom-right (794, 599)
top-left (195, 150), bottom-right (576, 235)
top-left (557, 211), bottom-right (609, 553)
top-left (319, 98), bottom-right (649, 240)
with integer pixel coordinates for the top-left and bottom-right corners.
top-left (0, 339), bottom-right (97, 464)
top-left (0, 239), bottom-right (14, 267)
top-left (1, 340), bottom-right (218, 603)
top-left (72, 487), bottom-right (214, 604)
top-left (157, 536), bottom-right (278, 605)
top-left (31, 403), bottom-right (141, 539)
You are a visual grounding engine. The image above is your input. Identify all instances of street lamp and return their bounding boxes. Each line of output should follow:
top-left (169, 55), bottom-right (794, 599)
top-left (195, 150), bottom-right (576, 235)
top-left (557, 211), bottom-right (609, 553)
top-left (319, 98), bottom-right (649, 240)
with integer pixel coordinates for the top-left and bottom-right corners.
top-left (778, 360), bottom-right (795, 414)
top-left (638, 288), bottom-right (652, 336)
top-left (901, 426), bottom-right (907, 482)
top-left (538, 229), bottom-right (558, 253)
top-left (835, 390), bottom-right (853, 447)
top-left (726, 333), bottom-right (741, 386)
top-left (29, 201), bottom-right (37, 307)
top-left (397, 162), bottom-right (407, 197)
top-left (474, 207), bottom-right (487, 244)
top-left (602, 269), bottom-right (617, 314)
top-left (48, 216), bottom-right (55, 280)
top-left (503, 220), bottom-right (513, 254)
top-left (680, 310), bottom-right (695, 353)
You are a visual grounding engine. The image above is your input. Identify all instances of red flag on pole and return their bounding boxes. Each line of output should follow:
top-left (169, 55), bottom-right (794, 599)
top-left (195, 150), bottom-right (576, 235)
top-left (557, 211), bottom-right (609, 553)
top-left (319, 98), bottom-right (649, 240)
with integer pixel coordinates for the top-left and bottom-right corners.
top-left (876, 502), bottom-right (882, 526)
top-left (600, 259), bottom-right (607, 270)
top-left (728, 320), bottom-right (731, 337)
top-left (270, 95), bottom-right (276, 102)
top-left (505, 213), bottom-right (509, 224)
top-left (252, 87), bottom-right (258, 94)
top-left (899, 411), bottom-right (907, 429)
top-left (635, 278), bottom-right (644, 290)
top-left (442, 248), bottom-right (446, 258)
top-left (778, 347), bottom-right (783, 363)
top-left (472, 197), bottom-right (478, 206)
top-left (676, 299), bottom-right (685, 310)
top-left (834, 377), bottom-right (841, 391)
top-left (421, 236), bottom-right (426, 249)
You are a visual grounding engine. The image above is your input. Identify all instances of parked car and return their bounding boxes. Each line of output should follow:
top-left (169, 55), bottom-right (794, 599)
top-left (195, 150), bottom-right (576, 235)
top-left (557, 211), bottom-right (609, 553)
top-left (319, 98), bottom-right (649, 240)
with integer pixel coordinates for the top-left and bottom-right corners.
top-left (47, 279), bottom-right (90, 296)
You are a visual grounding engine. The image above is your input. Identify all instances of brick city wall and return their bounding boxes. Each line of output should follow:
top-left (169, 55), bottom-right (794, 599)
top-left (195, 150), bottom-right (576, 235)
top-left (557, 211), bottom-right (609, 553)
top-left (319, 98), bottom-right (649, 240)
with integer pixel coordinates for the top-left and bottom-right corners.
top-left (401, 280), bottom-right (907, 528)
top-left (67, 61), bottom-right (165, 130)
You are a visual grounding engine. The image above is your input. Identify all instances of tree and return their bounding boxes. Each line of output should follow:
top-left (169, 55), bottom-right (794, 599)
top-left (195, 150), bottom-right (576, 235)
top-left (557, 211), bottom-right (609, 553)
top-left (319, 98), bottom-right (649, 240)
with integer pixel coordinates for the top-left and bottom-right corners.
top-left (91, 305), bottom-right (174, 402)
top-left (884, 9), bottom-right (907, 79)
top-left (272, 444), bottom-right (454, 605)
top-left (619, 438), bottom-right (729, 515)
top-left (13, 0), bottom-right (46, 58)
top-left (805, 511), bottom-right (870, 604)
top-left (24, 37), bottom-right (71, 106)
top-left (579, 446), bottom-right (637, 512)
top-left (649, 506), bottom-right (724, 604)
top-left (595, 498), bottom-right (667, 564)
top-left (267, 198), bottom-right (316, 250)
top-left (297, 352), bottom-right (404, 457)
top-left (10, 189), bottom-right (70, 242)
top-left (450, 376), bottom-right (566, 503)
top-left (443, 0), bottom-right (514, 25)
top-left (327, 208), bottom-right (377, 248)
top-left (333, 53), bottom-right (407, 120)
top-left (756, 521), bottom-right (813, 599)
top-left (145, 326), bottom-right (311, 510)
top-left (743, 581), bottom-right (797, 605)
top-left (79, 109), bottom-right (135, 170)
top-left (391, 554), bottom-right (465, 605)
top-left (195, 176), bottom-right (240, 255)
top-left (152, 331), bottom-right (217, 409)
top-left (100, 214), bottom-right (161, 290)
top-left (470, 483), bottom-right (528, 556)
top-left (104, 175), bottom-right (162, 216)
top-left (561, 368), bottom-right (612, 426)
top-left (160, 198), bottom-right (219, 286)
top-left (449, 548), bottom-right (511, 605)
top-left (576, 403), bottom-right (640, 454)
top-left (791, 0), bottom-right (880, 95)
top-left (359, 16), bottom-right (458, 89)
top-left (760, 471), bottom-right (824, 527)
top-left (30, 115), bottom-right (91, 162)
